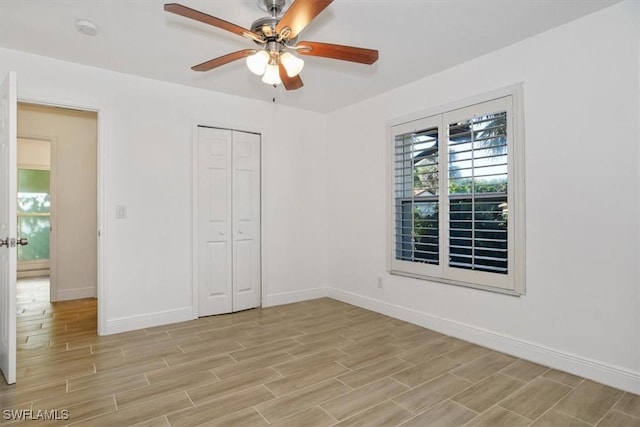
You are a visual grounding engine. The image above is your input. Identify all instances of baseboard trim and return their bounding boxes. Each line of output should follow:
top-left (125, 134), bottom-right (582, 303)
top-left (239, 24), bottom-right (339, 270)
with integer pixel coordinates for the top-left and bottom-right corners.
top-left (54, 287), bottom-right (96, 301)
top-left (327, 288), bottom-right (640, 394)
top-left (104, 307), bottom-right (194, 335)
top-left (17, 270), bottom-right (50, 279)
top-left (264, 288), bottom-right (328, 307)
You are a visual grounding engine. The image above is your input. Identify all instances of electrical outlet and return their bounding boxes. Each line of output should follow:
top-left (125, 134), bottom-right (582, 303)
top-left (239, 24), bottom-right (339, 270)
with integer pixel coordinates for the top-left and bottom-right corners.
top-left (377, 277), bottom-right (383, 288)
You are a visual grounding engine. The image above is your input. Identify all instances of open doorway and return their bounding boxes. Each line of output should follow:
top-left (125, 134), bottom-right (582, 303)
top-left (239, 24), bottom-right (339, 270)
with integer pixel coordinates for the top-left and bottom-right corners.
top-left (16, 103), bottom-right (98, 339)
top-left (17, 138), bottom-right (51, 279)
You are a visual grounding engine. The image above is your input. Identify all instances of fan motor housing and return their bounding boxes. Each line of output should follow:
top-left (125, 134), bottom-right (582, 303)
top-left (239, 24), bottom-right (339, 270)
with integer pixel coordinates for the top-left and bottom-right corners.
top-left (251, 16), bottom-right (278, 39)
top-left (257, 0), bottom-right (288, 14)
top-left (251, 16), bottom-right (297, 45)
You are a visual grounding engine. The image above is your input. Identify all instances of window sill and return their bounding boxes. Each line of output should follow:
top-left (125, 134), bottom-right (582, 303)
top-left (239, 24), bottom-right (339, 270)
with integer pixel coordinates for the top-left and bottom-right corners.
top-left (389, 269), bottom-right (524, 296)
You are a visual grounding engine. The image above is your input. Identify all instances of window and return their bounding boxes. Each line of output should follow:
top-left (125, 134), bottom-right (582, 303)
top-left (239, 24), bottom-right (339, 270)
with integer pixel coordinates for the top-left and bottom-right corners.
top-left (17, 169), bottom-right (51, 262)
top-left (390, 87), bottom-right (525, 293)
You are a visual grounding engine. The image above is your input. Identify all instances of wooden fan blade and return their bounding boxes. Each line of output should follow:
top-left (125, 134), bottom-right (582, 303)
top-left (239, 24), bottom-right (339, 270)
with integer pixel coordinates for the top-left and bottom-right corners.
top-left (192, 49), bottom-right (255, 72)
top-left (297, 41), bottom-right (378, 64)
top-left (164, 3), bottom-right (262, 42)
top-left (278, 63), bottom-right (304, 90)
top-left (276, 0), bottom-right (333, 39)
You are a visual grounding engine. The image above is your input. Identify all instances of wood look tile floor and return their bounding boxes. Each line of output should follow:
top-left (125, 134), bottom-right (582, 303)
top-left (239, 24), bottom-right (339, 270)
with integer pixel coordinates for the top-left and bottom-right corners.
top-left (1, 278), bottom-right (639, 426)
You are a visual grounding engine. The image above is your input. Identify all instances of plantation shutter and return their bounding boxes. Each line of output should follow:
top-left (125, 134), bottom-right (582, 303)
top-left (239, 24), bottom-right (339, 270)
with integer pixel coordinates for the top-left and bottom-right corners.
top-left (390, 115), bottom-right (443, 277)
top-left (443, 96), bottom-right (513, 289)
top-left (389, 91), bottom-right (522, 293)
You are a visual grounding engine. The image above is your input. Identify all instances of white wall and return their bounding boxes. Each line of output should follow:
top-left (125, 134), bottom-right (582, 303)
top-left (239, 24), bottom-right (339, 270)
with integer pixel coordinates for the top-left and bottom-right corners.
top-left (0, 47), bottom-right (328, 334)
top-left (326, 1), bottom-right (640, 394)
top-left (17, 138), bottom-right (50, 169)
top-left (18, 104), bottom-right (98, 300)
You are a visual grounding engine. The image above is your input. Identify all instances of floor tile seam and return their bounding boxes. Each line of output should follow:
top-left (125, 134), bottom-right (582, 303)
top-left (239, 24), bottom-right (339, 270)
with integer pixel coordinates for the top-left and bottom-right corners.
top-left (431, 370), bottom-right (474, 391)
top-left (185, 384), bottom-right (274, 412)
top-left (260, 375), bottom-right (352, 403)
top-left (111, 394), bottom-right (118, 412)
top-left (408, 399), bottom-right (482, 427)
top-left (436, 398), bottom-right (480, 416)
top-left (18, 362), bottom-right (95, 384)
top-left (316, 404), bottom-right (342, 426)
top-left (439, 349), bottom-right (493, 369)
top-left (30, 386), bottom-right (120, 412)
top-left (389, 395), bottom-right (422, 416)
top-left (399, 346), bottom-right (461, 365)
top-left (526, 391), bottom-right (594, 426)
top-left (56, 395), bottom-right (118, 426)
top-left (251, 404), bottom-right (270, 425)
top-left (550, 405), bottom-right (598, 425)
top-left (322, 396), bottom-right (407, 425)
top-left (611, 408), bottom-right (640, 420)
top-left (174, 344), bottom-right (188, 355)
top-left (493, 402), bottom-right (537, 422)
top-left (119, 374), bottom-right (221, 409)
top-left (456, 352), bottom-right (528, 382)
top-left (183, 389), bottom-right (196, 409)
top-left (449, 372), bottom-right (527, 413)
top-left (272, 347), bottom-right (344, 369)
top-left (334, 360), bottom-right (352, 374)
top-left (286, 379), bottom-right (353, 414)
top-left (542, 375), bottom-right (585, 389)
top-left (385, 374), bottom-right (414, 392)
top-left (185, 370), bottom-right (276, 404)
top-left (450, 359), bottom-right (521, 384)
top-left (490, 383), bottom-right (540, 421)
top-left (496, 378), bottom-right (575, 422)
top-left (547, 377), bottom-right (586, 409)
top-left (1, 380), bottom-right (67, 403)
top-left (590, 391), bottom-right (629, 426)
top-left (90, 391), bottom-right (189, 427)
top-left (459, 409), bottom-right (484, 427)
top-left (497, 364), bottom-right (550, 383)
top-left (337, 366), bottom-right (404, 389)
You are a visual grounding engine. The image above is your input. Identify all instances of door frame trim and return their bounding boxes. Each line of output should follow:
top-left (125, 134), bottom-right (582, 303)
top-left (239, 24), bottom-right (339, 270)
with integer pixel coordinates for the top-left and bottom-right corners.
top-left (18, 96), bottom-right (107, 335)
top-left (191, 121), bottom-right (265, 318)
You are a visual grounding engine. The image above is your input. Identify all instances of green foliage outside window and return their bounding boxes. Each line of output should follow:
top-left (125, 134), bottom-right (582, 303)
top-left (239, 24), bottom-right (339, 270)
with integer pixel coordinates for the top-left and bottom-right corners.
top-left (17, 169), bottom-right (50, 261)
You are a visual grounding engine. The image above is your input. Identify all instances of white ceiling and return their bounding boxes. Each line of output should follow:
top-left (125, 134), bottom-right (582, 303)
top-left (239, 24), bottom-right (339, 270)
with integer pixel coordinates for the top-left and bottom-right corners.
top-left (0, 0), bottom-right (620, 113)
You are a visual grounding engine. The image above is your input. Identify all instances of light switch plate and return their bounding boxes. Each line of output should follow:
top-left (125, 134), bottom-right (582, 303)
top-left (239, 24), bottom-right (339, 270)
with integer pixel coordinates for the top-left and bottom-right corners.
top-left (116, 205), bottom-right (127, 219)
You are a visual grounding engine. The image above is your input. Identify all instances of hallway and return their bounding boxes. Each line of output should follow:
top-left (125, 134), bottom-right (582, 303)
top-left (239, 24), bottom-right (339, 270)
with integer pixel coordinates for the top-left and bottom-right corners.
top-left (16, 277), bottom-right (96, 353)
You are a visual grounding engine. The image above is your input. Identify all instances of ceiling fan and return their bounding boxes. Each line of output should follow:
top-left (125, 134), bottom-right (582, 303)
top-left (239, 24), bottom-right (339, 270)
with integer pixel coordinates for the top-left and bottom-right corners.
top-left (164, 0), bottom-right (379, 90)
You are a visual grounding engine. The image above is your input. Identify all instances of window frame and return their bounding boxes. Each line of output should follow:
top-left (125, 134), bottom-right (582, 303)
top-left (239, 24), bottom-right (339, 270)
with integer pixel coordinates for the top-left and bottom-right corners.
top-left (387, 84), bottom-right (526, 295)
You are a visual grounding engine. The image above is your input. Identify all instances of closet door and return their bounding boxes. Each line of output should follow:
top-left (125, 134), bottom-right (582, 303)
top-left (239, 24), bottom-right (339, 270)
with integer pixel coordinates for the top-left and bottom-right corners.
top-left (231, 130), bottom-right (261, 312)
top-left (197, 126), bottom-right (261, 316)
top-left (197, 127), bottom-right (233, 316)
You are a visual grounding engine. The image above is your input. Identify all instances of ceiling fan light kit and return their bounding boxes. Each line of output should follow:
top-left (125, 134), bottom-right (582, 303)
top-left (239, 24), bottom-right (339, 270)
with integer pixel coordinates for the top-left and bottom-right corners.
top-left (280, 52), bottom-right (304, 77)
top-left (262, 62), bottom-right (282, 85)
top-left (164, 0), bottom-right (378, 91)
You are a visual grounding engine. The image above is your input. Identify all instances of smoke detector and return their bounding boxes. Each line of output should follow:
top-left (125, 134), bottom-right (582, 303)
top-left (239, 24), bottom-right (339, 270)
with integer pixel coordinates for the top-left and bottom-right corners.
top-left (76, 19), bottom-right (99, 36)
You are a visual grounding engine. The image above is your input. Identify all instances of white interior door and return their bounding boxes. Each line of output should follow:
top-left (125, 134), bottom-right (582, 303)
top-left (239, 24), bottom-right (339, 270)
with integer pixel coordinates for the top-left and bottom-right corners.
top-left (198, 127), bottom-right (233, 315)
top-left (0, 71), bottom-right (18, 385)
top-left (197, 126), bottom-right (261, 316)
top-left (231, 130), bottom-right (261, 312)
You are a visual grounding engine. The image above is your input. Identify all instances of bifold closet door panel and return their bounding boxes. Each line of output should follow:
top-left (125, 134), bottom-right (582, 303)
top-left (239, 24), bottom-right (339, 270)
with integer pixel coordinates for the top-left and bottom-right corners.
top-left (197, 127), bottom-right (233, 316)
top-left (231, 130), bottom-right (261, 312)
